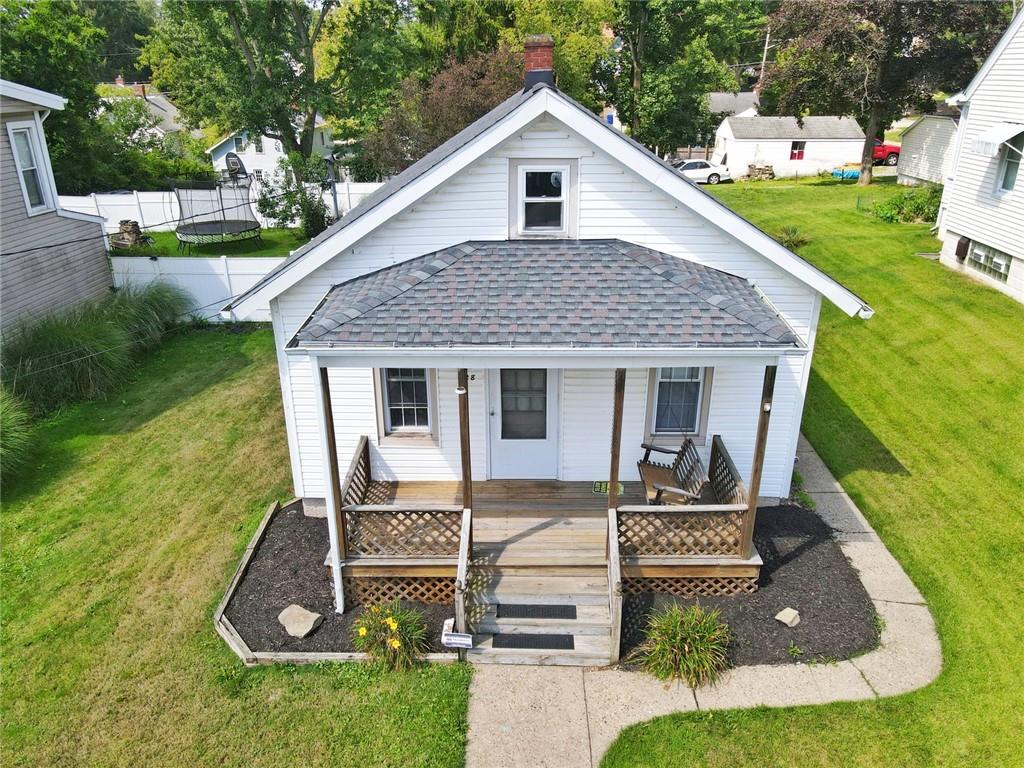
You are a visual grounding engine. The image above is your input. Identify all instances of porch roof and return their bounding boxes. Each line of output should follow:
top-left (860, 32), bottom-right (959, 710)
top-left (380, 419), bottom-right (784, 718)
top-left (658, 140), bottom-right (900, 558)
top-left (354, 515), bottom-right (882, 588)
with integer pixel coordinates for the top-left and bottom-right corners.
top-left (289, 239), bottom-right (800, 351)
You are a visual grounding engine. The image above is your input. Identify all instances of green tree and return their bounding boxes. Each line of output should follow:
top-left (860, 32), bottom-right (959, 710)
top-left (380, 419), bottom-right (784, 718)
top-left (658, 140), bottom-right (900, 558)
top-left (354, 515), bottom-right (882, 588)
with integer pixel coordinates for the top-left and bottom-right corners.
top-left (608, 0), bottom-right (764, 152)
top-left (761, 0), bottom-right (1010, 184)
top-left (316, 0), bottom-right (415, 139)
top-left (143, 0), bottom-right (341, 162)
top-left (0, 0), bottom-right (107, 193)
top-left (406, 0), bottom-right (514, 73)
top-left (498, 0), bottom-right (615, 112)
top-left (82, 0), bottom-right (157, 82)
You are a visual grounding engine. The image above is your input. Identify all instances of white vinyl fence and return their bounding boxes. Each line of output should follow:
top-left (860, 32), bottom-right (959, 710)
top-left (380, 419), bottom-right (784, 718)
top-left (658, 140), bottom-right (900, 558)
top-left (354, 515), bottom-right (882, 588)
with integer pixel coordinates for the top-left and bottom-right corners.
top-left (111, 255), bottom-right (284, 321)
top-left (60, 182), bottom-right (381, 234)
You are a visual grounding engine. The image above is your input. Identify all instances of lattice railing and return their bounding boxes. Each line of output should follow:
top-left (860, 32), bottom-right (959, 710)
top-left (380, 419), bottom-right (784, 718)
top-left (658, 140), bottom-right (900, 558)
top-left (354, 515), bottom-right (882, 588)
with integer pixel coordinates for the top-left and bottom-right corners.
top-left (341, 436), bottom-right (371, 508)
top-left (709, 434), bottom-right (747, 506)
top-left (344, 504), bottom-right (464, 557)
top-left (617, 504), bottom-right (747, 556)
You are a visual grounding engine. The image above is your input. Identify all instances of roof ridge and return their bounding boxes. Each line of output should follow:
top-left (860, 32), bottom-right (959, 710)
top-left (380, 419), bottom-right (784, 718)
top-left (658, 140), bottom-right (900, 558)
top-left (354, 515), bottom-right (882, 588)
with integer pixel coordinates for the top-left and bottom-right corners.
top-left (609, 241), bottom-right (797, 343)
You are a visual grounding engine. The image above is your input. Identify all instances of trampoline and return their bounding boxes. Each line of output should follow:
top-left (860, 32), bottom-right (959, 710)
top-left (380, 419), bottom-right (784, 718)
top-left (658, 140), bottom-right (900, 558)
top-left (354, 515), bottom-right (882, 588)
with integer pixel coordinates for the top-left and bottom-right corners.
top-left (173, 173), bottom-right (261, 254)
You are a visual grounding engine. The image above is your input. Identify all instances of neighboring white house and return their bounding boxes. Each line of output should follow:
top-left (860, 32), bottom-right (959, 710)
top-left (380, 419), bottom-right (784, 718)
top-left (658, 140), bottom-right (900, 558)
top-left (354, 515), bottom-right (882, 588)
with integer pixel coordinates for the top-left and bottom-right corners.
top-left (207, 119), bottom-right (334, 185)
top-left (896, 115), bottom-right (959, 186)
top-left (713, 116), bottom-right (865, 179)
top-left (938, 10), bottom-right (1024, 303)
top-left (0, 80), bottom-right (111, 333)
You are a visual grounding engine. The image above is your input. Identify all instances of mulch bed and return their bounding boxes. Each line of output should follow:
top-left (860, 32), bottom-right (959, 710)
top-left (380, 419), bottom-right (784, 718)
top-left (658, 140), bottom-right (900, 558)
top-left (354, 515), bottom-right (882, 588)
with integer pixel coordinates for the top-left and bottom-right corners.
top-left (224, 504), bottom-right (454, 654)
top-left (621, 504), bottom-right (879, 666)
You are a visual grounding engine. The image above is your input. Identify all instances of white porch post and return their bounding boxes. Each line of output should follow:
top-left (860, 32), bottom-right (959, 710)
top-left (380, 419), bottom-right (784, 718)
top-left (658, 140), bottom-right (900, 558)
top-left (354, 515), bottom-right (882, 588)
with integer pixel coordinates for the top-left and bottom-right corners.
top-left (312, 354), bottom-right (345, 613)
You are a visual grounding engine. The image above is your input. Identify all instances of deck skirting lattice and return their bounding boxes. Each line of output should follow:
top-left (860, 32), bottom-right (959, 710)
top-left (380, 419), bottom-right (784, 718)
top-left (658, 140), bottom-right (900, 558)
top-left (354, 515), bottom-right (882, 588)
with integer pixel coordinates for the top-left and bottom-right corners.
top-left (343, 575), bottom-right (455, 605)
top-left (622, 575), bottom-right (758, 598)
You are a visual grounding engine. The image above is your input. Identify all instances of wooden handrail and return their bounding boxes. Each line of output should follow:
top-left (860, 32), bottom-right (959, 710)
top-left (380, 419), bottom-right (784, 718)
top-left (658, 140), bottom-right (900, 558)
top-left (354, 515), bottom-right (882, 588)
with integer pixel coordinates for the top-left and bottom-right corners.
top-left (339, 435), bottom-right (369, 506)
top-left (455, 507), bottom-right (473, 638)
top-left (616, 503), bottom-right (748, 514)
top-left (342, 503), bottom-right (463, 513)
top-left (607, 507), bottom-right (623, 664)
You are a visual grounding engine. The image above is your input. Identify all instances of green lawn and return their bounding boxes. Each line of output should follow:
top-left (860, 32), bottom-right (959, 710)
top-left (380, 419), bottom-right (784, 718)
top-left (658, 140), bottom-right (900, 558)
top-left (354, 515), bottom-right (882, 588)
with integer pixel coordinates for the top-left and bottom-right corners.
top-left (604, 178), bottom-right (1024, 766)
top-left (116, 227), bottom-right (306, 258)
top-left (0, 327), bottom-right (469, 767)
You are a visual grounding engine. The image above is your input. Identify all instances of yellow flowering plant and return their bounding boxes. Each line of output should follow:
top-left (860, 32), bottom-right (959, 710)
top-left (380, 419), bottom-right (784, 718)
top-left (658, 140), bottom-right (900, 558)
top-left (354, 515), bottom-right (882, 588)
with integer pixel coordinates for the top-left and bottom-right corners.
top-left (352, 599), bottom-right (428, 670)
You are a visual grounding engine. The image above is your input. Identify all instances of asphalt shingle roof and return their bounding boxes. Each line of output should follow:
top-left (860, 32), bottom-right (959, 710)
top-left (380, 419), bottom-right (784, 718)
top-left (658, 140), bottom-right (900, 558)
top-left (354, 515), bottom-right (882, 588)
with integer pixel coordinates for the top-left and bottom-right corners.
top-left (726, 116), bottom-right (865, 140)
top-left (290, 240), bottom-right (799, 349)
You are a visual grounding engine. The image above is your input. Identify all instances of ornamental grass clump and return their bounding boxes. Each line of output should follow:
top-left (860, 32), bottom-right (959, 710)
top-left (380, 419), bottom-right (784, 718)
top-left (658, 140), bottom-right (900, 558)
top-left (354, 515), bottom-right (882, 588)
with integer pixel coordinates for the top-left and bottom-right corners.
top-left (352, 600), bottom-right (428, 671)
top-left (0, 388), bottom-right (32, 478)
top-left (629, 604), bottom-right (731, 687)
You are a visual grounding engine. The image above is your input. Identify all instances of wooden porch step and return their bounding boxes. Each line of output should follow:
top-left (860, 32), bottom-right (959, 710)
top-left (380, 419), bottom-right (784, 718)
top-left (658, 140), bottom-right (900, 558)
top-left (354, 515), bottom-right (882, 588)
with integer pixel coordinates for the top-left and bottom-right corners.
top-left (470, 603), bottom-right (611, 637)
top-left (471, 574), bottom-right (609, 605)
top-left (466, 633), bottom-right (611, 666)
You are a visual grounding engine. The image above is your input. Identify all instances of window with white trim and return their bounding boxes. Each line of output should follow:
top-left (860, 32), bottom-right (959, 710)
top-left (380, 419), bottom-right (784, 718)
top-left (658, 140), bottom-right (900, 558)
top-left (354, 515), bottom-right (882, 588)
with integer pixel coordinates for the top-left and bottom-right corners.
top-left (653, 367), bottom-right (705, 434)
top-left (998, 132), bottom-right (1023, 192)
top-left (518, 165), bottom-right (568, 234)
top-left (967, 242), bottom-right (1012, 283)
top-left (8, 122), bottom-right (51, 214)
top-left (381, 368), bottom-right (432, 433)
top-left (234, 135), bottom-right (249, 153)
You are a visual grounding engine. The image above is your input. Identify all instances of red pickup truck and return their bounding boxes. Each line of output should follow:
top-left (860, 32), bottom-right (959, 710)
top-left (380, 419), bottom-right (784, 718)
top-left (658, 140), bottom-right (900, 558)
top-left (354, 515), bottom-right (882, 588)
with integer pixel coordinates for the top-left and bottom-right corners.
top-left (873, 139), bottom-right (901, 166)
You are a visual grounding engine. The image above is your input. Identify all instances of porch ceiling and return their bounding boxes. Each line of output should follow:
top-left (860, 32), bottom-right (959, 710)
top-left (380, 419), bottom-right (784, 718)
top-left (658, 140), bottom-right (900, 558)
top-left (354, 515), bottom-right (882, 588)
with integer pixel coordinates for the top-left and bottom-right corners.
top-left (289, 240), bottom-right (800, 352)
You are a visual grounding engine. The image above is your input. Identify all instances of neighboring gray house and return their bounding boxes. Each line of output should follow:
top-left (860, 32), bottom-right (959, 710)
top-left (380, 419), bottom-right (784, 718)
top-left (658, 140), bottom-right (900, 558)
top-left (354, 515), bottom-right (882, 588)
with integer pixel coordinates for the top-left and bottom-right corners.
top-left (938, 11), bottom-right (1024, 303)
top-left (708, 91), bottom-right (759, 118)
top-left (713, 116), bottom-right (865, 179)
top-left (0, 80), bottom-right (111, 333)
top-left (897, 115), bottom-right (959, 186)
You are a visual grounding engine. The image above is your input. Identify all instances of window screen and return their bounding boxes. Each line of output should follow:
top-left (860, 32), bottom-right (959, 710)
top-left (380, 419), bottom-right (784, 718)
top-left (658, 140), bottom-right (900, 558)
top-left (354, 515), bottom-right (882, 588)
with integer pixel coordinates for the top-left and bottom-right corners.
top-left (500, 369), bottom-right (547, 439)
top-left (654, 367), bottom-right (703, 433)
top-left (523, 170), bottom-right (564, 230)
top-left (384, 368), bottom-right (430, 431)
top-left (12, 129), bottom-right (45, 208)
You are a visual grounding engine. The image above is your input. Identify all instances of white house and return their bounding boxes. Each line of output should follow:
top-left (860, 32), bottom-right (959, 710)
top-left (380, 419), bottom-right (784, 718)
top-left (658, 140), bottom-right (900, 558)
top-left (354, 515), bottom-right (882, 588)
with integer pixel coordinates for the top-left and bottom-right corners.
top-left (708, 91), bottom-right (759, 118)
top-left (0, 80), bottom-right (110, 333)
top-left (938, 11), bottom-right (1024, 303)
top-left (207, 119), bottom-right (333, 186)
top-left (896, 115), bottom-right (959, 186)
top-left (223, 37), bottom-right (872, 665)
top-left (713, 116), bottom-right (865, 179)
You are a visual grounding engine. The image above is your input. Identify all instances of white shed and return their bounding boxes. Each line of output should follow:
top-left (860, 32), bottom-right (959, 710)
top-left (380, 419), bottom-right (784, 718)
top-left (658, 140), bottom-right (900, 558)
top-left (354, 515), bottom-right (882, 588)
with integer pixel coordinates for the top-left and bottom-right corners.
top-left (713, 116), bottom-right (865, 179)
top-left (897, 115), bottom-right (958, 186)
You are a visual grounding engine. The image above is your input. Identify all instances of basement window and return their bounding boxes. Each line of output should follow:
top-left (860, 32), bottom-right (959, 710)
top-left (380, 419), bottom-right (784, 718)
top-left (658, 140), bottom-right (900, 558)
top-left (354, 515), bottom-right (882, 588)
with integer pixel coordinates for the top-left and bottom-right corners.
top-left (967, 242), bottom-right (1012, 283)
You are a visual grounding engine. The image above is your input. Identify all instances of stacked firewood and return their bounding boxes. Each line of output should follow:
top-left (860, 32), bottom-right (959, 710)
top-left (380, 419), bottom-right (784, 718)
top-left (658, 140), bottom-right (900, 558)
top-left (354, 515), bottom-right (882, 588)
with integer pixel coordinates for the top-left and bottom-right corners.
top-left (110, 220), bottom-right (149, 249)
top-left (747, 164), bottom-right (776, 181)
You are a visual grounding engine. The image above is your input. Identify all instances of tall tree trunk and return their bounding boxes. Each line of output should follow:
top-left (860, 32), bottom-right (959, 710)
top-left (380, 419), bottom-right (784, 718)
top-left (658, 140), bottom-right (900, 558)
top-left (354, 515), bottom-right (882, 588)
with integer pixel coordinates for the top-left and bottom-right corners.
top-left (858, 103), bottom-right (882, 186)
top-left (631, 57), bottom-right (641, 136)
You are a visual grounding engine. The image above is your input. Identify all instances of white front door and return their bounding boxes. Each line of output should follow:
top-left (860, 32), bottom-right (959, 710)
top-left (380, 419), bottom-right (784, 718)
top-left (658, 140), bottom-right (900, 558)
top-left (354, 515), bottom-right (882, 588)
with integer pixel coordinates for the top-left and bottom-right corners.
top-left (487, 369), bottom-right (559, 479)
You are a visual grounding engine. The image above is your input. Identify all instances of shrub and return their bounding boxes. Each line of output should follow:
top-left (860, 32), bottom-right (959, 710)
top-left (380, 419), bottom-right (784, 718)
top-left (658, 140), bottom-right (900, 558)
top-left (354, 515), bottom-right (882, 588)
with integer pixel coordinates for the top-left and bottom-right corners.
top-left (775, 225), bottom-right (810, 251)
top-left (352, 600), bottom-right (429, 671)
top-left (629, 604), bottom-right (731, 687)
top-left (873, 184), bottom-right (943, 224)
top-left (256, 152), bottom-right (333, 239)
top-left (0, 388), bottom-right (32, 478)
top-left (1, 283), bottom-right (190, 413)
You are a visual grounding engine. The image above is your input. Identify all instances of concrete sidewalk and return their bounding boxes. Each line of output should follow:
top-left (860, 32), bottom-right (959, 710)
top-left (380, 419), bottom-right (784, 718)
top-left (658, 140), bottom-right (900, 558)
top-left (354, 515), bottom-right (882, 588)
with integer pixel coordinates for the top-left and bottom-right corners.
top-left (465, 435), bottom-right (941, 767)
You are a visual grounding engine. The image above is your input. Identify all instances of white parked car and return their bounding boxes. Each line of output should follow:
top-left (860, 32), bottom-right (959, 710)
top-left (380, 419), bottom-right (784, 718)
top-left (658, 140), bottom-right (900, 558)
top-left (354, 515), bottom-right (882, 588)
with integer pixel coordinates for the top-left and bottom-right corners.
top-left (675, 159), bottom-right (731, 184)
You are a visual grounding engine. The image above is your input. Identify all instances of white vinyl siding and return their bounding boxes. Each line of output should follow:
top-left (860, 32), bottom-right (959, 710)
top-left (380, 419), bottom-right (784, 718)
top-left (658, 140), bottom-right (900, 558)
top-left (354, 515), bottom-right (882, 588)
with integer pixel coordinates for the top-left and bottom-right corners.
top-left (938, 19), bottom-right (1024, 302)
top-left (273, 116), bottom-right (818, 498)
top-left (896, 116), bottom-right (958, 186)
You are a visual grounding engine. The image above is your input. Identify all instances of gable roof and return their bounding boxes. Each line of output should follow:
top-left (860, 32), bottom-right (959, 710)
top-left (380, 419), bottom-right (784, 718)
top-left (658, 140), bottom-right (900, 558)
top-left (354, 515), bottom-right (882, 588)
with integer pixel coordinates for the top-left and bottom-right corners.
top-left (206, 115), bottom-right (329, 154)
top-left (949, 9), bottom-right (1024, 105)
top-left (708, 91), bottom-right (759, 116)
top-left (0, 79), bottom-right (66, 112)
top-left (725, 116), bottom-right (865, 141)
top-left (291, 240), bottom-right (799, 350)
top-left (901, 114), bottom-right (959, 137)
top-left (227, 83), bottom-right (872, 320)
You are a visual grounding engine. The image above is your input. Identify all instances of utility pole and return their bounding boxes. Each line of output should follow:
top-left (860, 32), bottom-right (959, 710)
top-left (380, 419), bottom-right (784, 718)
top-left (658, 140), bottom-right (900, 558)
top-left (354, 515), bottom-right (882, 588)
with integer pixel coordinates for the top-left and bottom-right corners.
top-left (757, 25), bottom-right (771, 90)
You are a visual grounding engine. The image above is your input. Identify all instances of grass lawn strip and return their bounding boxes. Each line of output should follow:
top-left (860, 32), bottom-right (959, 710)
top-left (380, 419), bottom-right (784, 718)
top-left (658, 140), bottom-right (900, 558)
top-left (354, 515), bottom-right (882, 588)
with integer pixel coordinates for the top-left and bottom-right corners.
top-left (0, 327), bottom-right (470, 767)
top-left (114, 227), bottom-right (306, 258)
top-left (602, 177), bottom-right (1024, 767)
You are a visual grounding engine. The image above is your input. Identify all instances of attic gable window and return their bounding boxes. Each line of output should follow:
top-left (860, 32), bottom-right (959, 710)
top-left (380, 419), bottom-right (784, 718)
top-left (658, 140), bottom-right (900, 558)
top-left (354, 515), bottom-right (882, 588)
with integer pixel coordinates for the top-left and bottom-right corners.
top-left (511, 160), bottom-right (577, 237)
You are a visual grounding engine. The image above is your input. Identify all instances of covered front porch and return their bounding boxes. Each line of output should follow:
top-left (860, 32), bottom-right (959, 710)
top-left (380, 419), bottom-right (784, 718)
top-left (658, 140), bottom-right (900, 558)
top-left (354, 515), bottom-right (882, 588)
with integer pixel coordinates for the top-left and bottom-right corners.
top-left (293, 239), bottom-right (795, 664)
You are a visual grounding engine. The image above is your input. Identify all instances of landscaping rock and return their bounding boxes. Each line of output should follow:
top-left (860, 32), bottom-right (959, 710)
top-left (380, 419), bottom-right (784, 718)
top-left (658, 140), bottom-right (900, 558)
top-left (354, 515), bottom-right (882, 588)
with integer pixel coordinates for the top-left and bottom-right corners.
top-left (278, 604), bottom-right (323, 638)
top-left (775, 607), bottom-right (800, 627)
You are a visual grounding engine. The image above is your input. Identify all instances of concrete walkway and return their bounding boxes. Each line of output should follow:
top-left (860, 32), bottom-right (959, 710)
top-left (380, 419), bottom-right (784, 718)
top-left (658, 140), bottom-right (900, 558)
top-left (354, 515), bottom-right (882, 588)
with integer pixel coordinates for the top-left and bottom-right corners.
top-left (465, 435), bottom-right (941, 767)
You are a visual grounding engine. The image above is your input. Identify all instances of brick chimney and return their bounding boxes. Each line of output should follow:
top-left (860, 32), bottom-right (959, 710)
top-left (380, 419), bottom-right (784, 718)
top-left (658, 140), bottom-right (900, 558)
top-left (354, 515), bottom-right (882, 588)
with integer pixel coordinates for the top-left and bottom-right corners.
top-left (131, 82), bottom-right (147, 99)
top-left (115, 74), bottom-right (125, 87)
top-left (524, 34), bottom-right (555, 90)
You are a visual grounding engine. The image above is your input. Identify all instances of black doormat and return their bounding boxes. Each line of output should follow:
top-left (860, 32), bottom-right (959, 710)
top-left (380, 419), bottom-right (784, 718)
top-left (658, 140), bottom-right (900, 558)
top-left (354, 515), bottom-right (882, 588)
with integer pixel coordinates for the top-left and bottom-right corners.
top-left (491, 633), bottom-right (574, 650)
top-left (497, 604), bottom-right (578, 620)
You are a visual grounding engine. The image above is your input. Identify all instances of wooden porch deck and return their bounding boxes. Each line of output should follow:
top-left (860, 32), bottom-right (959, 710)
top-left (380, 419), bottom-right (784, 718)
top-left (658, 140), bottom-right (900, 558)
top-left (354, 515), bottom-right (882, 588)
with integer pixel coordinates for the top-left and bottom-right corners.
top-left (365, 480), bottom-right (645, 566)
